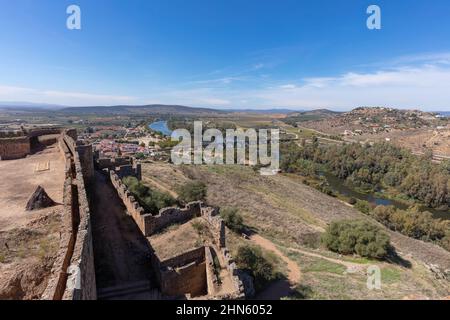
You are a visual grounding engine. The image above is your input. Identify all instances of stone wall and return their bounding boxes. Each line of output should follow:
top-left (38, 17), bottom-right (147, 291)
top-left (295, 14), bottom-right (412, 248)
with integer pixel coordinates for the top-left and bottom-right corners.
top-left (96, 157), bottom-right (133, 170)
top-left (0, 136), bottom-right (30, 160)
top-left (108, 166), bottom-right (253, 299)
top-left (97, 157), bottom-right (141, 180)
top-left (0, 127), bottom-right (63, 161)
top-left (109, 171), bottom-right (199, 236)
top-left (41, 131), bottom-right (97, 300)
top-left (154, 247), bottom-right (207, 298)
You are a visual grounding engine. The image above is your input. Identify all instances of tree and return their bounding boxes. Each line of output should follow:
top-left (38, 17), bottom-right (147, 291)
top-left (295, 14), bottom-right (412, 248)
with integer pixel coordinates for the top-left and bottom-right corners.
top-left (235, 245), bottom-right (277, 292)
top-left (177, 181), bottom-right (207, 203)
top-left (322, 220), bottom-right (391, 259)
top-left (220, 207), bottom-right (244, 233)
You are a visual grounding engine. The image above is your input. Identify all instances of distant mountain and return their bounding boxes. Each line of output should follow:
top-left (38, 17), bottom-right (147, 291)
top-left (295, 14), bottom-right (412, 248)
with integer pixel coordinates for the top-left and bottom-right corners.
top-left (0, 102), bottom-right (66, 111)
top-left (60, 104), bottom-right (228, 115)
top-left (288, 109), bottom-right (341, 117)
top-left (228, 108), bottom-right (303, 114)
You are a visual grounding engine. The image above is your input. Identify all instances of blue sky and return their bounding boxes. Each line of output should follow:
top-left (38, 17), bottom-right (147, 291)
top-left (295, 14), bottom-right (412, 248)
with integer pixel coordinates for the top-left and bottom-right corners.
top-left (0, 0), bottom-right (450, 110)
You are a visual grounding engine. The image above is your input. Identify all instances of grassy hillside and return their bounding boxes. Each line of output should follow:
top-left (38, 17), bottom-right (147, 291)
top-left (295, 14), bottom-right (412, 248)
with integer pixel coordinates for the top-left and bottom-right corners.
top-left (141, 162), bottom-right (450, 300)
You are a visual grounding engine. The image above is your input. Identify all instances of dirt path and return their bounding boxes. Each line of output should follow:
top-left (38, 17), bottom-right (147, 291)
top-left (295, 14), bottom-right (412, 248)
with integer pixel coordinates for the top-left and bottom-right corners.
top-left (287, 247), bottom-right (365, 272)
top-left (249, 235), bottom-right (301, 299)
top-left (90, 171), bottom-right (156, 297)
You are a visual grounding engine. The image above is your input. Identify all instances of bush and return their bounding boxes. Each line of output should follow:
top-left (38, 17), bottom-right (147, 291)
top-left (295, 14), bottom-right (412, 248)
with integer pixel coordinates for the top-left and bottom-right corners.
top-left (220, 207), bottom-right (244, 233)
top-left (123, 176), bottom-right (176, 212)
top-left (177, 181), bottom-right (207, 203)
top-left (235, 245), bottom-right (278, 292)
top-left (321, 220), bottom-right (391, 259)
top-left (373, 205), bottom-right (448, 243)
top-left (354, 200), bottom-right (372, 214)
top-left (135, 152), bottom-right (146, 160)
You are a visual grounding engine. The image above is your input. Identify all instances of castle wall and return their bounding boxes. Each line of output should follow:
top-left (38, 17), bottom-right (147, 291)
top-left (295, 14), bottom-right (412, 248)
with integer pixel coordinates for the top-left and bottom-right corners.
top-left (109, 171), bottom-right (199, 236)
top-left (41, 131), bottom-right (97, 301)
top-left (0, 137), bottom-right (30, 160)
top-left (97, 157), bottom-right (142, 180)
top-left (107, 165), bottom-right (253, 299)
top-left (0, 127), bottom-right (65, 161)
top-left (154, 247), bottom-right (207, 298)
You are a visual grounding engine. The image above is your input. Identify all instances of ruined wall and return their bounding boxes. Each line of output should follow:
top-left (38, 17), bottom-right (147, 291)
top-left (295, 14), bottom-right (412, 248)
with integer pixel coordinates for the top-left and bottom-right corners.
top-left (201, 207), bottom-right (226, 248)
top-left (161, 262), bottom-right (207, 298)
top-left (96, 157), bottom-right (133, 170)
top-left (220, 247), bottom-right (254, 299)
top-left (0, 127), bottom-right (64, 161)
top-left (41, 131), bottom-right (97, 301)
top-left (76, 144), bottom-right (94, 185)
top-left (63, 135), bottom-right (96, 300)
top-left (150, 203), bottom-right (200, 234)
top-left (108, 167), bottom-right (253, 299)
top-left (0, 136), bottom-right (30, 160)
top-left (154, 247), bottom-right (207, 298)
top-left (109, 171), bottom-right (199, 236)
top-left (97, 157), bottom-right (141, 180)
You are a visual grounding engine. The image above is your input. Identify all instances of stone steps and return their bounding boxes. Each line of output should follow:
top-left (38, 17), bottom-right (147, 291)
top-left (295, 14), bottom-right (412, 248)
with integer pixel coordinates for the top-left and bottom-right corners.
top-left (97, 281), bottom-right (160, 300)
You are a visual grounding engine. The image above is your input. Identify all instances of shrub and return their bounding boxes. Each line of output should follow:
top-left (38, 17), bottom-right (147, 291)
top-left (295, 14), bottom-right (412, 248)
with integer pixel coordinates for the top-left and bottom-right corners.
top-left (354, 200), bottom-right (372, 214)
top-left (321, 220), bottom-right (391, 259)
top-left (373, 205), bottom-right (448, 243)
top-left (220, 207), bottom-right (244, 233)
top-left (235, 245), bottom-right (278, 292)
top-left (177, 181), bottom-right (207, 203)
top-left (123, 176), bottom-right (176, 212)
top-left (192, 220), bottom-right (207, 235)
top-left (135, 152), bottom-right (146, 160)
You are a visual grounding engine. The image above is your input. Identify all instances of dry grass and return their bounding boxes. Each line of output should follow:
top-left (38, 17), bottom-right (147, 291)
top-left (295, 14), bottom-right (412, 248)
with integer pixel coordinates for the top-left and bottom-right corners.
top-left (148, 218), bottom-right (213, 261)
top-left (142, 161), bottom-right (450, 299)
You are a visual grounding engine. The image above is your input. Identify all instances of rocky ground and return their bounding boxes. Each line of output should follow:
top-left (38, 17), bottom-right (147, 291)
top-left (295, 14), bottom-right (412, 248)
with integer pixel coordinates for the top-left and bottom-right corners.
top-left (0, 209), bottom-right (62, 300)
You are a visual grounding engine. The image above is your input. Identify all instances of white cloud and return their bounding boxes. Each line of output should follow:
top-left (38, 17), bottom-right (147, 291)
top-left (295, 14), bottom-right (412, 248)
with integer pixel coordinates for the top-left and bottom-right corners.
top-left (279, 84), bottom-right (297, 89)
top-left (2, 52), bottom-right (450, 110)
top-left (0, 85), bottom-right (136, 106)
top-left (251, 64), bottom-right (450, 110)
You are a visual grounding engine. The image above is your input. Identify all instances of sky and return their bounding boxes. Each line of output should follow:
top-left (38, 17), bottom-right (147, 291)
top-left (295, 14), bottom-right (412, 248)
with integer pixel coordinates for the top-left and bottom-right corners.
top-left (0, 0), bottom-right (450, 111)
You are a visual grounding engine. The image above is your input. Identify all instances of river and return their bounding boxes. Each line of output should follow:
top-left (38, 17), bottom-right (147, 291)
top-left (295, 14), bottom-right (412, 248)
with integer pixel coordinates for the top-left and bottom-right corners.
top-left (149, 121), bottom-right (172, 136)
top-left (322, 172), bottom-right (449, 220)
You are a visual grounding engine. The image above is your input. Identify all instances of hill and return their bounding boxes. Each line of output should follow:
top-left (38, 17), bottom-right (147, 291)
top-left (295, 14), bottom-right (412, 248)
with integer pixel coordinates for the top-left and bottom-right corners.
top-left (60, 104), bottom-right (227, 116)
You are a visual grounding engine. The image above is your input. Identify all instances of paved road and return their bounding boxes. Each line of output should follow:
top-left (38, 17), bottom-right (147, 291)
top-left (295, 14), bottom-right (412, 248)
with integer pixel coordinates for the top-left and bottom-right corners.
top-left (90, 171), bottom-right (157, 299)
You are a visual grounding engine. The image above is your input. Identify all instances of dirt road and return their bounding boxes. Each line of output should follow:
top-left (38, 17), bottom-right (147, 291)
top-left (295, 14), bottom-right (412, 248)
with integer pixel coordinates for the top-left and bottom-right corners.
top-left (287, 247), bottom-right (365, 273)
